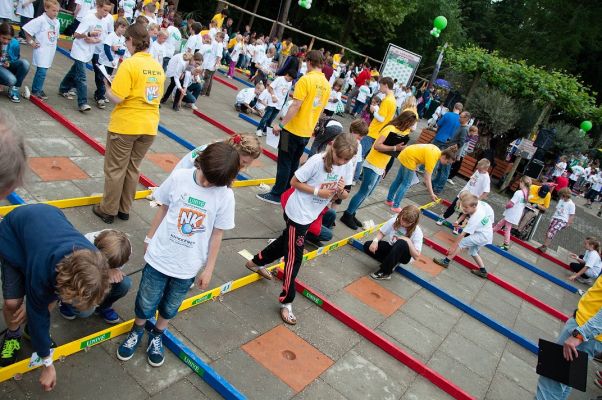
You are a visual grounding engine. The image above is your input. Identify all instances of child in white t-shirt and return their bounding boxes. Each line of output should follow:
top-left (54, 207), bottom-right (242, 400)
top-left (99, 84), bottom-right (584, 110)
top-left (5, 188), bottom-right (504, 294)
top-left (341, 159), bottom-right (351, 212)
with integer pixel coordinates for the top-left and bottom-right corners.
top-left (23, 0), bottom-right (60, 99)
top-left (149, 29), bottom-right (169, 65)
top-left (117, 142), bottom-right (238, 367)
top-left (97, 18), bottom-right (127, 75)
top-left (253, 85), bottom-right (270, 117)
top-left (493, 175), bottom-right (531, 250)
top-left (59, 0), bottom-right (113, 112)
top-left (552, 155), bottom-right (568, 178)
top-left (352, 82), bottom-right (371, 116)
top-left (200, 32), bottom-right (223, 96)
top-left (245, 134), bottom-right (357, 325)
top-left (234, 82), bottom-right (264, 114)
top-left (91, 8), bottom-right (116, 109)
top-left (255, 69), bottom-right (294, 136)
top-left (568, 237), bottom-right (601, 284)
top-left (363, 205), bottom-right (423, 280)
top-left (173, 134), bottom-right (261, 172)
top-left (324, 78), bottom-right (343, 117)
top-left (437, 158), bottom-right (490, 233)
top-left (538, 187), bottom-right (576, 253)
top-left (119, 0), bottom-right (136, 23)
top-left (16, 0), bottom-right (35, 41)
top-left (227, 34), bottom-right (243, 78)
top-left (434, 194), bottom-right (495, 278)
top-left (160, 51), bottom-right (202, 111)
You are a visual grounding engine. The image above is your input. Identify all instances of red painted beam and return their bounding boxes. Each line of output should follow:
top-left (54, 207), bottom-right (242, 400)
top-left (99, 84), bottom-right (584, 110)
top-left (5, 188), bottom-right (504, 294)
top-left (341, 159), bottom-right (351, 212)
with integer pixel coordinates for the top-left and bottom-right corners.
top-left (439, 199), bottom-right (570, 270)
top-left (275, 269), bottom-right (476, 400)
top-left (214, 75), bottom-right (238, 90)
top-left (193, 110), bottom-right (279, 162)
top-left (29, 95), bottom-right (157, 188)
top-left (423, 237), bottom-right (569, 322)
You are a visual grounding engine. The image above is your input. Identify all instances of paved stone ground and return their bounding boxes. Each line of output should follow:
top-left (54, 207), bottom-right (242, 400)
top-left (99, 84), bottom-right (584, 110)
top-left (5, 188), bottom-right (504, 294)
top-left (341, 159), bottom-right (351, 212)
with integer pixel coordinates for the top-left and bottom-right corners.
top-left (0, 45), bottom-right (601, 399)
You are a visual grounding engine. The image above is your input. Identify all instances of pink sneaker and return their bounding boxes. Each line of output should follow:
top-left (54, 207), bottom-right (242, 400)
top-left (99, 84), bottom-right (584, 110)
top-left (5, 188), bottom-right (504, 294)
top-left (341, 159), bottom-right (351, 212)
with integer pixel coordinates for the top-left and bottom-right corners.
top-left (385, 200), bottom-right (393, 206)
top-left (390, 207), bottom-right (402, 213)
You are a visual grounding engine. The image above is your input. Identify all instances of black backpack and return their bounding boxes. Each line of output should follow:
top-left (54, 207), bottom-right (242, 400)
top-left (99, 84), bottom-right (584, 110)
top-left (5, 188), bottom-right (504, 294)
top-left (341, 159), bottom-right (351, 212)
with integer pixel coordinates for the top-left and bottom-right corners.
top-left (313, 117), bottom-right (343, 153)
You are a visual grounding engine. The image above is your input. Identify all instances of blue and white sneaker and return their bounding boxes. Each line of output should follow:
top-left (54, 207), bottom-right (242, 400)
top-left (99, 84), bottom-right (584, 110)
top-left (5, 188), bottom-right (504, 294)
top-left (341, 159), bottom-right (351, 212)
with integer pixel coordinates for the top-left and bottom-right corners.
top-left (117, 327), bottom-right (144, 361)
top-left (256, 192), bottom-right (281, 205)
top-left (94, 307), bottom-right (121, 324)
top-left (146, 331), bottom-right (165, 367)
top-left (58, 302), bottom-right (77, 320)
top-left (8, 87), bottom-right (20, 103)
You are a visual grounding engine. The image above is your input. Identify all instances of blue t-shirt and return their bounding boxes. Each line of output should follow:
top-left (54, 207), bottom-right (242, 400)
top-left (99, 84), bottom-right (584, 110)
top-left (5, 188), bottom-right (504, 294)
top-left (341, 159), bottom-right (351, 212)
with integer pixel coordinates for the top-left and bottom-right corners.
top-left (434, 112), bottom-right (460, 144)
top-left (0, 204), bottom-right (96, 357)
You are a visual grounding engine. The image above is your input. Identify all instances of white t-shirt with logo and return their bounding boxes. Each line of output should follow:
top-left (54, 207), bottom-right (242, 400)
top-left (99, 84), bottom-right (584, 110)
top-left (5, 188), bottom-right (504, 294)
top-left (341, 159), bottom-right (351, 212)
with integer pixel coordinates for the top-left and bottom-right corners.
top-left (75, 0), bottom-right (95, 21)
top-left (583, 250), bottom-right (602, 278)
top-left (23, 14), bottom-right (60, 68)
top-left (460, 170), bottom-right (490, 198)
top-left (268, 76), bottom-right (292, 109)
top-left (285, 153), bottom-right (354, 225)
top-left (149, 40), bottom-right (168, 64)
top-left (16, 0), bottom-right (34, 18)
top-left (503, 189), bottom-right (528, 225)
top-left (174, 144), bottom-right (208, 171)
top-left (357, 84), bottom-right (371, 103)
top-left (463, 201), bottom-right (494, 244)
top-left (185, 34), bottom-right (202, 53)
top-left (552, 161), bottom-right (567, 177)
top-left (380, 217), bottom-right (423, 262)
top-left (71, 13), bottom-right (106, 63)
top-left (236, 87), bottom-right (255, 104)
top-left (146, 168), bottom-right (235, 279)
top-left (119, 0), bottom-right (136, 19)
top-left (93, 13), bottom-right (114, 55)
top-left (569, 165), bottom-right (585, 181)
top-left (98, 32), bottom-right (126, 67)
top-left (325, 89), bottom-right (342, 112)
top-left (165, 26), bottom-right (182, 57)
top-left (230, 43), bottom-right (243, 63)
top-left (552, 199), bottom-right (575, 222)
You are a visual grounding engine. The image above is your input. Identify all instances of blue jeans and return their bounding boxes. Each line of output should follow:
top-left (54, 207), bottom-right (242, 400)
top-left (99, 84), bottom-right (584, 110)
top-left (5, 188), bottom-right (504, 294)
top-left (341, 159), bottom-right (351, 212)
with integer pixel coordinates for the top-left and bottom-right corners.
top-left (32, 67), bottom-right (48, 94)
top-left (184, 82), bottom-right (202, 104)
top-left (0, 59), bottom-right (30, 88)
top-left (92, 53), bottom-right (107, 101)
top-left (535, 318), bottom-right (602, 400)
top-left (387, 164), bottom-right (414, 208)
top-left (353, 160), bottom-right (363, 181)
top-left (346, 167), bottom-right (382, 215)
top-left (134, 264), bottom-right (194, 320)
top-left (270, 129), bottom-right (310, 197)
top-left (19, 16), bottom-right (31, 39)
top-left (306, 209), bottom-right (337, 242)
top-left (360, 135), bottom-right (375, 160)
top-left (63, 275), bottom-right (132, 317)
top-left (352, 100), bottom-right (365, 115)
top-left (432, 161), bottom-right (451, 194)
top-left (257, 106), bottom-right (280, 132)
top-left (59, 60), bottom-right (88, 107)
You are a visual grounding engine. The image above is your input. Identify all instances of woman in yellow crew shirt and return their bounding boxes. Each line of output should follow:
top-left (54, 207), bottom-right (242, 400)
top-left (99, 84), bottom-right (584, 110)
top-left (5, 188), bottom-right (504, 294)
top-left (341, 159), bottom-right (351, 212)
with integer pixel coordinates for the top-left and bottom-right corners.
top-left (340, 111), bottom-right (417, 230)
top-left (362, 77), bottom-right (396, 159)
top-left (93, 22), bottom-right (165, 224)
top-left (386, 144), bottom-right (457, 210)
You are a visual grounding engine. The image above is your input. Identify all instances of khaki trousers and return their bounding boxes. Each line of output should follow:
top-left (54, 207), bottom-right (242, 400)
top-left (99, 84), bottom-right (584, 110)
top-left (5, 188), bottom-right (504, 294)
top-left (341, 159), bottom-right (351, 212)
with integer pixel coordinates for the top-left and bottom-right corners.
top-left (99, 132), bottom-right (154, 216)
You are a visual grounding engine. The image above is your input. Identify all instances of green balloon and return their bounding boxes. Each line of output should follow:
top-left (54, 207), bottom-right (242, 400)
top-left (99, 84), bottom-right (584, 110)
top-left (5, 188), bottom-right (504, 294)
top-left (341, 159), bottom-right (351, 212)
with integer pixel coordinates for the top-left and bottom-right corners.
top-left (580, 120), bottom-right (593, 132)
top-left (434, 16), bottom-right (448, 30)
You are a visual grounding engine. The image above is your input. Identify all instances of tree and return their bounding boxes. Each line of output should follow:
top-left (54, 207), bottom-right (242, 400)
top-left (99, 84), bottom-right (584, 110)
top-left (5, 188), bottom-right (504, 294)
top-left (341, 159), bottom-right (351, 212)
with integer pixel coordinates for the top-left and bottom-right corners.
top-left (549, 122), bottom-right (593, 156)
top-left (467, 85), bottom-right (519, 138)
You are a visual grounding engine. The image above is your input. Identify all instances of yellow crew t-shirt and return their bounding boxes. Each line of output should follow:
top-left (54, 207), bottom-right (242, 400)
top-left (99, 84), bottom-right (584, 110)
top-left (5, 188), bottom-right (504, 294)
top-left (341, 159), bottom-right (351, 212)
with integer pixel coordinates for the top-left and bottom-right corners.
top-left (212, 12), bottom-right (225, 28)
top-left (398, 144), bottom-right (441, 173)
top-left (576, 276), bottom-right (602, 341)
top-left (108, 52), bottom-right (165, 135)
top-left (365, 125), bottom-right (409, 170)
top-left (528, 185), bottom-right (551, 209)
top-left (284, 70), bottom-right (330, 138)
top-left (368, 92), bottom-right (396, 139)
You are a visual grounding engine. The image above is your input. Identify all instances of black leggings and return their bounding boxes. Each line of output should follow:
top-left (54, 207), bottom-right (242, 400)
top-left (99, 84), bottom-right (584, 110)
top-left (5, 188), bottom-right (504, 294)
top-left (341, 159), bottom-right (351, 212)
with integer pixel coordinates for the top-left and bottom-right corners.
top-left (443, 196), bottom-right (465, 220)
top-left (160, 77), bottom-right (179, 103)
top-left (448, 157), bottom-right (463, 180)
top-left (363, 239), bottom-right (411, 275)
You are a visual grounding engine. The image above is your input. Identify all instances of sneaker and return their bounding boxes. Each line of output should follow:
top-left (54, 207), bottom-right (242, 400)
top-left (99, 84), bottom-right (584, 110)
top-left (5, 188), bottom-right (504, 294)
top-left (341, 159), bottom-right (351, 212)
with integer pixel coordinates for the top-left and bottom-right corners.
top-left (172, 103), bottom-right (180, 111)
top-left (96, 98), bottom-right (106, 109)
top-left (305, 236), bottom-right (324, 247)
top-left (117, 211), bottom-right (129, 221)
top-left (32, 90), bottom-right (48, 100)
top-left (22, 86), bottom-right (30, 99)
top-left (470, 269), bottom-right (488, 278)
top-left (117, 327), bottom-right (145, 361)
top-left (0, 335), bottom-right (21, 367)
top-left (94, 307), bottom-right (121, 324)
top-left (340, 212), bottom-right (358, 230)
top-left (436, 218), bottom-right (445, 226)
top-left (23, 325), bottom-right (57, 348)
top-left (59, 302), bottom-right (77, 320)
top-left (92, 204), bottom-right (114, 224)
top-left (146, 331), bottom-right (165, 367)
top-left (255, 129), bottom-right (263, 137)
top-left (577, 276), bottom-right (594, 285)
top-left (79, 104), bottom-right (92, 112)
top-left (447, 179), bottom-right (455, 185)
top-left (433, 257), bottom-right (450, 268)
top-left (452, 227), bottom-right (461, 235)
top-left (370, 271), bottom-right (392, 280)
top-left (385, 200), bottom-right (393, 206)
top-left (8, 88), bottom-right (20, 103)
top-left (59, 91), bottom-right (74, 100)
top-left (598, 211), bottom-right (602, 218)
top-left (499, 243), bottom-right (510, 251)
top-left (256, 192), bottom-right (281, 205)
top-left (67, 89), bottom-right (77, 97)
top-left (390, 207), bottom-right (402, 213)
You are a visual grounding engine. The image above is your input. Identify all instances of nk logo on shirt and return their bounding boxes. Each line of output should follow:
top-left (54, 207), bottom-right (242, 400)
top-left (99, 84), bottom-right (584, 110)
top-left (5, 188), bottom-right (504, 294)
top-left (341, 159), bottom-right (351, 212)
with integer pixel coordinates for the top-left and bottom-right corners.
top-left (178, 208), bottom-right (206, 236)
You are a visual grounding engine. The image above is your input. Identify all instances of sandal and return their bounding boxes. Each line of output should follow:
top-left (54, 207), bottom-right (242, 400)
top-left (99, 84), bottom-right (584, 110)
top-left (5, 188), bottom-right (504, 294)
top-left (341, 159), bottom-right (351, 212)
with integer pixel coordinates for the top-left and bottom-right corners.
top-left (245, 261), bottom-right (273, 280)
top-left (280, 303), bottom-right (297, 325)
